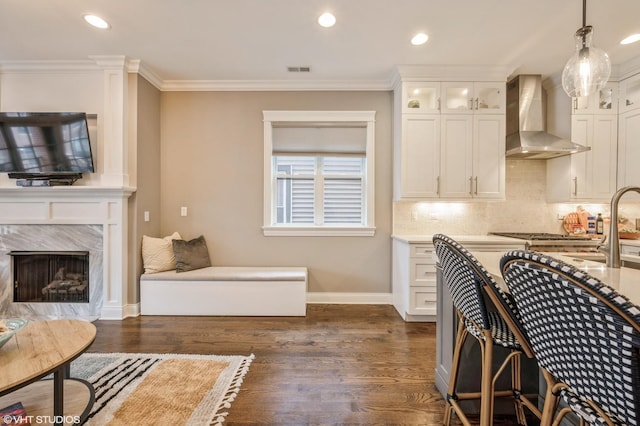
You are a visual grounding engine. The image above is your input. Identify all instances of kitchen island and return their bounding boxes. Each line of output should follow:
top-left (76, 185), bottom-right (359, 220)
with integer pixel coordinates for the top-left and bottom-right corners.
top-left (436, 250), bottom-right (640, 420)
top-left (472, 251), bottom-right (640, 305)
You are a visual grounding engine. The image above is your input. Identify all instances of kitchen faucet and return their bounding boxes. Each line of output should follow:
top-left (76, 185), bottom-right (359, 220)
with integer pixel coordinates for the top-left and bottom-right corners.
top-left (599, 186), bottom-right (640, 268)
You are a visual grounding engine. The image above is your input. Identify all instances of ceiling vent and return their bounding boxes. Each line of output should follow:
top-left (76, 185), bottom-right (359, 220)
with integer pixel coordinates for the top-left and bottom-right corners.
top-left (287, 66), bottom-right (311, 73)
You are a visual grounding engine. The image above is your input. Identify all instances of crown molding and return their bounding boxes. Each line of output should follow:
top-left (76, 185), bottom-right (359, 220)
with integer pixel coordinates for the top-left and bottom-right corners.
top-left (0, 59), bottom-right (392, 91)
top-left (159, 78), bottom-right (391, 91)
top-left (392, 64), bottom-right (514, 84)
top-left (618, 55), bottom-right (640, 80)
top-left (0, 60), bottom-right (100, 74)
top-left (128, 60), bottom-right (164, 90)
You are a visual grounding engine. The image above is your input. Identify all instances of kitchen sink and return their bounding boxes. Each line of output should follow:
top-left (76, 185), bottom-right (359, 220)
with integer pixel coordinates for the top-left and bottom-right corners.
top-left (566, 254), bottom-right (640, 269)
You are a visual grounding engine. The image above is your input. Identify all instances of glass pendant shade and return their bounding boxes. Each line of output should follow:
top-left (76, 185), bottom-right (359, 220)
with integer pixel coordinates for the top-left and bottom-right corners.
top-left (562, 26), bottom-right (611, 98)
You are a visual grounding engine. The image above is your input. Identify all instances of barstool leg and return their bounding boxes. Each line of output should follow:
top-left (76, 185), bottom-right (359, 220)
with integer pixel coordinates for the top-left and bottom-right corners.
top-left (444, 316), bottom-right (468, 426)
top-left (511, 352), bottom-right (527, 425)
top-left (540, 369), bottom-right (559, 426)
top-left (479, 336), bottom-right (493, 426)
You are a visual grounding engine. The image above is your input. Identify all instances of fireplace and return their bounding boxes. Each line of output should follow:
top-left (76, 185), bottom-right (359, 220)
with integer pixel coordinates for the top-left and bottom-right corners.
top-left (0, 224), bottom-right (104, 319)
top-left (10, 251), bottom-right (90, 303)
top-left (0, 187), bottom-right (133, 320)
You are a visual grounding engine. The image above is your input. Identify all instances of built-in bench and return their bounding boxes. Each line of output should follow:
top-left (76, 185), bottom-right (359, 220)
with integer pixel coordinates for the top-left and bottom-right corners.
top-left (140, 266), bottom-right (308, 316)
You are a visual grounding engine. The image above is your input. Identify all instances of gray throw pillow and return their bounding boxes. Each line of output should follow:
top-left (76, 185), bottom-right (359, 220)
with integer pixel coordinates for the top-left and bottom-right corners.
top-left (172, 235), bottom-right (212, 272)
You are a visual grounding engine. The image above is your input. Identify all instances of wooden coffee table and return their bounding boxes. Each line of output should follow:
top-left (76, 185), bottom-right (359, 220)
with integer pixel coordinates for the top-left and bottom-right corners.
top-left (0, 319), bottom-right (96, 426)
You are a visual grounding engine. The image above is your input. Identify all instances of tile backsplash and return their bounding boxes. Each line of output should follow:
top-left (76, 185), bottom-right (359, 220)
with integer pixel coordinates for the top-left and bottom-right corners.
top-left (393, 159), bottom-right (640, 236)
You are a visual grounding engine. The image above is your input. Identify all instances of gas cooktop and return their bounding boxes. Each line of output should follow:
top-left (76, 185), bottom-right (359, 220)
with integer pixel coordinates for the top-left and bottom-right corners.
top-left (489, 232), bottom-right (593, 241)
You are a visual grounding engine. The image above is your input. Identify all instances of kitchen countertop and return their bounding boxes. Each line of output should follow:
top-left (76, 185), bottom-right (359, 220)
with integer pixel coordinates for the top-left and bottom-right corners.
top-left (473, 251), bottom-right (640, 306)
top-left (392, 234), bottom-right (524, 245)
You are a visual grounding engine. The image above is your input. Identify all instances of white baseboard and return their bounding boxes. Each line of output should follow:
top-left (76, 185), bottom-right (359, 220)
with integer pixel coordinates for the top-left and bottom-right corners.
top-left (306, 292), bottom-right (393, 305)
top-left (100, 303), bottom-right (140, 319)
top-left (124, 303), bottom-right (140, 318)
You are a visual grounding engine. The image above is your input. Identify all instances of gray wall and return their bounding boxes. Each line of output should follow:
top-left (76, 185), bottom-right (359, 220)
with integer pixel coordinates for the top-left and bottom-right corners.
top-left (159, 91), bottom-right (393, 294)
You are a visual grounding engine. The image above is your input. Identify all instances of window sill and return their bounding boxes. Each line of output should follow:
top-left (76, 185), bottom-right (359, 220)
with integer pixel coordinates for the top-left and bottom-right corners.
top-left (262, 226), bottom-right (376, 237)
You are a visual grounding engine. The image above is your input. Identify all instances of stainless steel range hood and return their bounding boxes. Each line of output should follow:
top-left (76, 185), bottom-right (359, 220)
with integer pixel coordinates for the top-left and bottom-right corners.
top-left (506, 74), bottom-right (589, 159)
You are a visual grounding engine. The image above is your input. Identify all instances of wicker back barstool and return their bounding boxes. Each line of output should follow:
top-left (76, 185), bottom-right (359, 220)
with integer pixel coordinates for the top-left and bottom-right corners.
top-left (433, 234), bottom-right (541, 426)
top-left (501, 250), bottom-right (640, 426)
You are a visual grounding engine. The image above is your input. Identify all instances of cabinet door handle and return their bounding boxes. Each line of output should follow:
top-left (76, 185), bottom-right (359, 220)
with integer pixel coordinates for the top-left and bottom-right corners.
top-left (474, 98), bottom-right (479, 110)
top-left (468, 99), bottom-right (473, 110)
top-left (573, 177), bottom-right (578, 196)
top-left (469, 177), bottom-right (473, 195)
top-left (437, 98), bottom-right (441, 111)
top-left (474, 176), bottom-right (478, 195)
top-left (436, 176), bottom-right (440, 195)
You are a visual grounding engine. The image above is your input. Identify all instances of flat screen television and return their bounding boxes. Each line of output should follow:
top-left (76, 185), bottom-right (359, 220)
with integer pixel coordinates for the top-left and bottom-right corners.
top-left (0, 112), bottom-right (95, 184)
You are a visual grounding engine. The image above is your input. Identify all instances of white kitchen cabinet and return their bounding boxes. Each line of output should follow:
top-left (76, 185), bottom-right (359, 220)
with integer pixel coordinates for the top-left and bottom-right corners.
top-left (392, 239), bottom-right (438, 322)
top-left (440, 115), bottom-right (473, 198)
top-left (472, 115), bottom-right (506, 198)
top-left (547, 93), bottom-right (618, 202)
top-left (619, 73), bottom-right (640, 114)
top-left (617, 108), bottom-right (640, 187)
top-left (394, 78), bottom-right (506, 200)
top-left (402, 82), bottom-right (441, 113)
top-left (392, 66), bottom-right (509, 201)
top-left (440, 114), bottom-right (505, 199)
top-left (399, 114), bottom-right (441, 198)
top-left (620, 242), bottom-right (640, 268)
top-left (441, 82), bottom-right (505, 114)
top-left (393, 237), bottom-right (524, 324)
top-left (572, 83), bottom-right (618, 115)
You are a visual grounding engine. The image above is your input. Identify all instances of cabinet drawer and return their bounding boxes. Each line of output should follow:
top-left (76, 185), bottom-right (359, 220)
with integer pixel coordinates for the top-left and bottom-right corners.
top-left (409, 286), bottom-right (437, 315)
top-left (410, 245), bottom-right (436, 259)
top-left (411, 261), bottom-right (437, 284)
top-left (621, 245), bottom-right (640, 256)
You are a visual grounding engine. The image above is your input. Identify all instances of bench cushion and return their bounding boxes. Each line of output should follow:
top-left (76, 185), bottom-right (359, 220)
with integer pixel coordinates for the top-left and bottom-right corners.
top-left (140, 266), bottom-right (308, 282)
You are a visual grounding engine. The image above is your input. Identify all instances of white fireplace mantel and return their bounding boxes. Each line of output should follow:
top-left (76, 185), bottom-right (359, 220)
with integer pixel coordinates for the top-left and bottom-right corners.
top-left (0, 186), bottom-right (135, 319)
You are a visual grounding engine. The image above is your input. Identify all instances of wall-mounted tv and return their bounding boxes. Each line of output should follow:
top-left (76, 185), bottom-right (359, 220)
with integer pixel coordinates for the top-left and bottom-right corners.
top-left (0, 112), bottom-right (95, 184)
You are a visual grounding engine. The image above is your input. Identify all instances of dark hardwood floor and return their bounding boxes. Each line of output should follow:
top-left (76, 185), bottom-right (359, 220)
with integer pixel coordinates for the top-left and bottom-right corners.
top-left (89, 304), bottom-right (523, 425)
top-left (90, 304), bottom-right (443, 424)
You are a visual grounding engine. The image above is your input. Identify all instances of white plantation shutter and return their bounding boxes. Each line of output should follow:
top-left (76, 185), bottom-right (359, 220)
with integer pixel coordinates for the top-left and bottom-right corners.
top-left (275, 156), bottom-right (315, 224)
top-left (322, 157), bottom-right (363, 224)
top-left (274, 155), bottom-right (364, 225)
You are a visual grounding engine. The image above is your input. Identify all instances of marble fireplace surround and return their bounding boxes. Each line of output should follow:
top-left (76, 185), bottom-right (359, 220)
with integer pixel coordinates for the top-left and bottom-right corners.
top-left (0, 187), bottom-right (133, 320)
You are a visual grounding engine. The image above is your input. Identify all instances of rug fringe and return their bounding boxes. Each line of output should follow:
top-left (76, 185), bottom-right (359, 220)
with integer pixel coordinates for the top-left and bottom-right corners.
top-left (210, 353), bottom-right (254, 425)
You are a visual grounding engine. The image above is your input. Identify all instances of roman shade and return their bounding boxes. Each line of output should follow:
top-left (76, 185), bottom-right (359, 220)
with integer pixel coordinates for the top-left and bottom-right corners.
top-left (271, 123), bottom-right (367, 155)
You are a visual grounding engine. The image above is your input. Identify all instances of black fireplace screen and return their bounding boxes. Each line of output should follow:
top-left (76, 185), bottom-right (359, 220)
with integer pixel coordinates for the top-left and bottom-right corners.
top-left (10, 251), bottom-right (89, 303)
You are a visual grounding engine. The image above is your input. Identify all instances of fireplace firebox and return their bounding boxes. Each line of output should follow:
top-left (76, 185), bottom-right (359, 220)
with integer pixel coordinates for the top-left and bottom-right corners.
top-left (9, 251), bottom-right (90, 303)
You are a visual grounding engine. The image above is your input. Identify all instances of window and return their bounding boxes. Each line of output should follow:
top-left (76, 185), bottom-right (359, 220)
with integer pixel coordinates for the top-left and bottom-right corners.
top-left (263, 111), bottom-right (376, 236)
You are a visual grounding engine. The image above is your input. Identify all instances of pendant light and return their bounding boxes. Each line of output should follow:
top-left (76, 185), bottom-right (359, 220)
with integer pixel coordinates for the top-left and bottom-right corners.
top-left (561, 0), bottom-right (611, 98)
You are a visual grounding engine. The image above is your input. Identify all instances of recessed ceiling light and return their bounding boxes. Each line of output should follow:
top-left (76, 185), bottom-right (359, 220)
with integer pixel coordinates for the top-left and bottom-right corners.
top-left (318, 12), bottom-right (336, 28)
top-left (83, 14), bottom-right (110, 29)
top-left (621, 33), bottom-right (640, 45)
top-left (411, 33), bottom-right (429, 46)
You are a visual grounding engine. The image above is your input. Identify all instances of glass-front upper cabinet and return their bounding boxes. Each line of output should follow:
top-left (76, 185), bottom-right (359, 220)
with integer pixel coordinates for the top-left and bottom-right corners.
top-left (573, 83), bottom-right (618, 115)
top-left (441, 82), bottom-right (504, 114)
top-left (620, 74), bottom-right (640, 114)
top-left (403, 83), bottom-right (441, 113)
